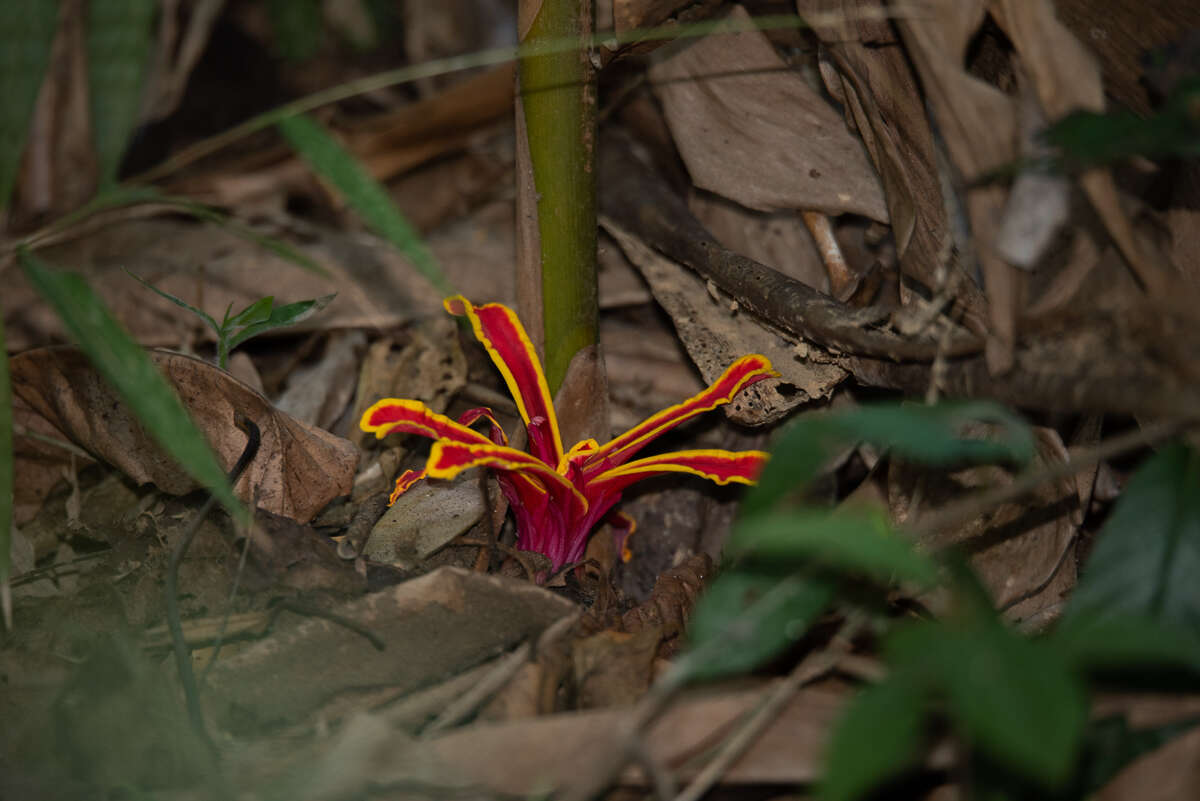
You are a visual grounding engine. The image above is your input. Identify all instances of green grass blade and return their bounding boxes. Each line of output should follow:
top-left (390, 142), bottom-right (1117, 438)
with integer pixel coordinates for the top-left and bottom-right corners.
top-left (124, 268), bottom-right (221, 333)
top-left (276, 113), bottom-right (452, 295)
top-left (86, 0), bottom-right (156, 185)
top-left (20, 250), bottom-right (245, 524)
top-left (0, 317), bottom-right (13, 628)
top-left (0, 0), bottom-right (58, 210)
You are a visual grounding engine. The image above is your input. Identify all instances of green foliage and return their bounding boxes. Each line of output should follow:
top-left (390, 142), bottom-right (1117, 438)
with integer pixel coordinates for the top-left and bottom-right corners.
top-left (820, 672), bottom-right (925, 801)
top-left (725, 508), bottom-right (939, 588)
top-left (742, 401), bottom-right (1033, 518)
top-left (682, 401), bottom-right (1200, 800)
top-left (1064, 442), bottom-right (1200, 629)
top-left (125, 269), bottom-right (334, 369)
top-left (0, 0), bottom-right (58, 210)
top-left (20, 250), bottom-right (244, 524)
top-left (86, 0), bottom-right (156, 185)
top-left (1045, 77), bottom-right (1200, 168)
top-left (276, 114), bottom-right (452, 295)
top-left (683, 572), bottom-right (834, 682)
top-left (268, 0), bottom-right (324, 62)
top-left (890, 620), bottom-right (1088, 787)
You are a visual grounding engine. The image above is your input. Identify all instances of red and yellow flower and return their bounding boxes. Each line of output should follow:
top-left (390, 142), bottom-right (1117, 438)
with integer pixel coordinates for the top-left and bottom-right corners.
top-left (361, 296), bottom-right (777, 574)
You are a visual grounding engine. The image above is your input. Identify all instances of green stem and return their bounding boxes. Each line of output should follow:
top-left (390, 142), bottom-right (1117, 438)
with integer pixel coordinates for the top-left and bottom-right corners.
top-left (519, 0), bottom-right (598, 393)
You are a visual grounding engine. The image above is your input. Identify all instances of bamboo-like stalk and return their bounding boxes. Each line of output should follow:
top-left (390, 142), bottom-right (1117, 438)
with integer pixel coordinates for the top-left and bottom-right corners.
top-left (518, 0), bottom-right (598, 393)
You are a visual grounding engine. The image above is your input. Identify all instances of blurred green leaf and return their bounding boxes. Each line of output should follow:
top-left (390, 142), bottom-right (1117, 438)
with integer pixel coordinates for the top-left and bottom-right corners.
top-left (743, 402), bottom-right (1033, 517)
top-left (1045, 77), bottom-right (1200, 167)
top-left (277, 113), bottom-right (452, 295)
top-left (727, 509), bottom-right (940, 588)
top-left (820, 674), bottom-right (926, 801)
top-left (0, 0), bottom-right (58, 209)
top-left (86, 0), bottom-right (156, 185)
top-left (268, 0), bottom-right (324, 62)
top-left (20, 250), bottom-right (244, 523)
top-left (0, 317), bottom-right (12, 617)
top-left (683, 571), bottom-right (834, 683)
top-left (225, 296), bottom-right (274, 330)
top-left (226, 294), bottom-right (335, 349)
top-left (1065, 443), bottom-right (1200, 630)
top-left (1053, 614), bottom-right (1200, 677)
top-left (887, 621), bottom-right (1087, 788)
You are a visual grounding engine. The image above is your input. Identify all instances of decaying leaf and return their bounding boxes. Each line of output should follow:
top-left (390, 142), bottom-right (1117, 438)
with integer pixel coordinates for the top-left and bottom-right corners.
top-left (3, 207), bottom-right (519, 352)
top-left (689, 190), bottom-right (830, 294)
top-left (203, 567), bottom-right (578, 730)
top-left (11, 347), bottom-right (357, 523)
top-left (602, 216), bottom-right (846, 425)
top-left (274, 330), bottom-right (365, 430)
top-left (891, 426), bottom-right (1080, 623)
top-left (895, 0), bottom-right (1020, 372)
top-left (992, 0), bottom-right (1171, 296)
top-left (798, 0), bottom-right (988, 330)
top-left (362, 470), bottom-right (488, 566)
top-left (649, 5), bottom-right (887, 221)
top-left (1094, 724), bottom-right (1200, 801)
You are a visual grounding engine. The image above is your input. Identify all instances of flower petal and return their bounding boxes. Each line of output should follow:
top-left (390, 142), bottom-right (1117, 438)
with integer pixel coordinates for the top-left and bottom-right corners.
top-left (456, 406), bottom-right (509, 446)
top-left (589, 449), bottom-right (770, 497)
top-left (361, 398), bottom-right (495, 446)
top-left (427, 440), bottom-right (589, 520)
top-left (606, 510), bottom-right (637, 563)
top-left (388, 468), bottom-right (427, 504)
top-left (444, 295), bottom-right (563, 465)
top-left (582, 355), bottom-right (777, 475)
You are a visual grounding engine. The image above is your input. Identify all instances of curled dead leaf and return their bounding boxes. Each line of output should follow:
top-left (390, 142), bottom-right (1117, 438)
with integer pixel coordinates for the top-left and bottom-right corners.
top-left (11, 347), bottom-right (357, 524)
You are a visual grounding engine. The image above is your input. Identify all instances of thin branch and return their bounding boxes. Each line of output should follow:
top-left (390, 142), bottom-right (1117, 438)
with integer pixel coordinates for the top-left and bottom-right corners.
top-left (914, 417), bottom-right (1198, 549)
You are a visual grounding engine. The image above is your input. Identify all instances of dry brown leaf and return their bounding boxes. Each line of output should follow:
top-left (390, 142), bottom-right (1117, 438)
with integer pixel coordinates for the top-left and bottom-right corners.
top-left (689, 190), bottom-right (829, 293)
top-left (892, 426), bottom-right (1079, 622)
top-left (895, 0), bottom-right (1021, 371)
top-left (572, 626), bottom-right (661, 708)
top-left (15, 0), bottom-right (96, 221)
top-left (1055, 0), bottom-right (1200, 115)
top-left (255, 682), bottom-right (845, 799)
top-left (4, 206), bottom-right (518, 353)
top-left (992, 0), bottom-right (1170, 295)
top-left (649, 5), bottom-right (887, 220)
top-left (1095, 724), bottom-right (1200, 801)
top-left (602, 216), bottom-right (846, 425)
top-left (11, 347), bottom-right (357, 523)
top-left (204, 567), bottom-right (578, 730)
top-left (798, 0), bottom-right (988, 330)
top-left (274, 329), bottom-right (365, 431)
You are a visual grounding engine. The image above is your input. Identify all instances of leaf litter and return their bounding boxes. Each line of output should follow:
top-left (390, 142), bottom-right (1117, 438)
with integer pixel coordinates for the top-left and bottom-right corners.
top-left (4, 0), bottom-right (1200, 798)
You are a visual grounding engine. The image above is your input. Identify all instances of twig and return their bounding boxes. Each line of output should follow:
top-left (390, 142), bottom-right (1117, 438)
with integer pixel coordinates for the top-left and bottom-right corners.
top-left (801, 210), bottom-right (854, 299)
top-left (422, 641), bottom-right (532, 735)
top-left (11, 423), bottom-right (94, 459)
top-left (165, 413), bottom-right (259, 756)
top-left (914, 417), bottom-right (1197, 549)
top-left (670, 620), bottom-right (862, 801)
top-left (454, 537), bottom-right (539, 581)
